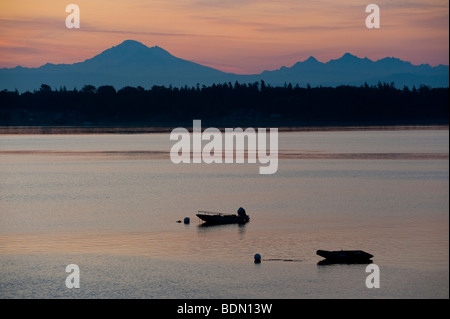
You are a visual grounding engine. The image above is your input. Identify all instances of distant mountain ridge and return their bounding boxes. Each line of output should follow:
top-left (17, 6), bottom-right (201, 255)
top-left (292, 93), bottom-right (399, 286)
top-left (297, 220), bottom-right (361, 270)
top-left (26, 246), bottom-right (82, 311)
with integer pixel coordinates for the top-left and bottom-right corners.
top-left (0, 40), bottom-right (448, 92)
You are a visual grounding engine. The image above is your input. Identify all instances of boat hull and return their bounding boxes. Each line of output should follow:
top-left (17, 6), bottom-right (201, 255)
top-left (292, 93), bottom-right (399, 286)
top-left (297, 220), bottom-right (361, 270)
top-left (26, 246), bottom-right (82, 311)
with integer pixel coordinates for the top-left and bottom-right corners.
top-left (316, 250), bottom-right (373, 264)
top-left (196, 213), bottom-right (250, 225)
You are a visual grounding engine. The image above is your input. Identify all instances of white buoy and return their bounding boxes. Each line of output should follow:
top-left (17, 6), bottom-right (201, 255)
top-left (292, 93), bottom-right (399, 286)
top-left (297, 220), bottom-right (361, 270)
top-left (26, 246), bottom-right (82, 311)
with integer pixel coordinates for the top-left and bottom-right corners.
top-left (254, 253), bottom-right (261, 263)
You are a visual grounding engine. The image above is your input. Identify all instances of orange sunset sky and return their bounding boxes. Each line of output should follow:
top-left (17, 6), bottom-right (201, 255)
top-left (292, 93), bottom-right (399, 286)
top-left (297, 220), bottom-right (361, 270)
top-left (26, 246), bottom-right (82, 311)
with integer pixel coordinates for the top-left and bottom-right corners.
top-left (0, 0), bottom-right (448, 74)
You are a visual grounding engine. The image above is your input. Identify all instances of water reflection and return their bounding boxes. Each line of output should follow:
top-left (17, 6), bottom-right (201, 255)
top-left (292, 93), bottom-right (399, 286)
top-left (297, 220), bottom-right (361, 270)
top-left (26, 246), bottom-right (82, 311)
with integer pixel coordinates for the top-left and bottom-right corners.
top-left (197, 222), bottom-right (248, 233)
top-left (0, 130), bottom-right (448, 298)
top-left (317, 259), bottom-right (373, 266)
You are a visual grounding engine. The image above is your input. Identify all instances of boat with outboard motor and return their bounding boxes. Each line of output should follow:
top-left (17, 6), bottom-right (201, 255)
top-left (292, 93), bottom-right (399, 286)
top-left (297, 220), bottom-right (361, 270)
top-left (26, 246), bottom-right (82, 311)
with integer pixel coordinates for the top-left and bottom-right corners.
top-left (196, 207), bottom-right (250, 225)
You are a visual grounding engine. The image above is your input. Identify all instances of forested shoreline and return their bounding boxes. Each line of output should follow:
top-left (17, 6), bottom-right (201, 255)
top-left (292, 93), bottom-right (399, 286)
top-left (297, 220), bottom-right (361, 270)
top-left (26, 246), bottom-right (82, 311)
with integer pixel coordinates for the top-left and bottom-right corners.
top-left (0, 81), bottom-right (448, 127)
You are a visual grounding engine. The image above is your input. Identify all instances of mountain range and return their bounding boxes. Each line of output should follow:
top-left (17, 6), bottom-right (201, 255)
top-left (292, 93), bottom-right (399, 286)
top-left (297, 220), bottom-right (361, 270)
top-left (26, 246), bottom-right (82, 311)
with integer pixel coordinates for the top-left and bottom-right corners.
top-left (0, 40), bottom-right (448, 92)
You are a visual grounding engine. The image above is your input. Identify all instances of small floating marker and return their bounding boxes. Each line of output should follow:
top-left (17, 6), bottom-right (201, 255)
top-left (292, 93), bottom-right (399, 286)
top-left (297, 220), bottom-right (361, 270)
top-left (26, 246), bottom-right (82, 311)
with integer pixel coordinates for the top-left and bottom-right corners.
top-left (183, 217), bottom-right (190, 224)
top-left (254, 253), bottom-right (261, 264)
top-left (176, 220), bottom-right (182, 223)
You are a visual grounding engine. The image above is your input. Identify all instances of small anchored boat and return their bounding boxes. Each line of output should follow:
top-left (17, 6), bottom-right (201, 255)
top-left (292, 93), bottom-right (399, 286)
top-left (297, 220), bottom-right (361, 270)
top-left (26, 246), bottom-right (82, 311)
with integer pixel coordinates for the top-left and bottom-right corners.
top-left (317, 249), bottom-right (373, 264)
top-left (196, 207), bottom-right (250, 225)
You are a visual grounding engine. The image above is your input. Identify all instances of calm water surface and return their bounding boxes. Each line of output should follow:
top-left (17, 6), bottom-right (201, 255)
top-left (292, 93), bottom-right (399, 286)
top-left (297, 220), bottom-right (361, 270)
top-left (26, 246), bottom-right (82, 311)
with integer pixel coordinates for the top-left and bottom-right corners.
top-left (0, 129), bottom-right (448, 298)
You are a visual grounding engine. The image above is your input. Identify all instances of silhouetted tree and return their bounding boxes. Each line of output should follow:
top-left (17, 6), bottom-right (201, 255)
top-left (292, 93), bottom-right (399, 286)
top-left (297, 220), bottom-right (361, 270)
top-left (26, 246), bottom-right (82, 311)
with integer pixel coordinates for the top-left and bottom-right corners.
top-left (0, 82), bottom-right (447, 126)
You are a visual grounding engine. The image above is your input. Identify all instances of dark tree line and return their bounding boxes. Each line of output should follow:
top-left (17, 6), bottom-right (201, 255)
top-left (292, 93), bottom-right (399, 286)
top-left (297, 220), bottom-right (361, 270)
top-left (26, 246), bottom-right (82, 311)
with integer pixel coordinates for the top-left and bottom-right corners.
top-left (0, 81), bottom-right (448, 126)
